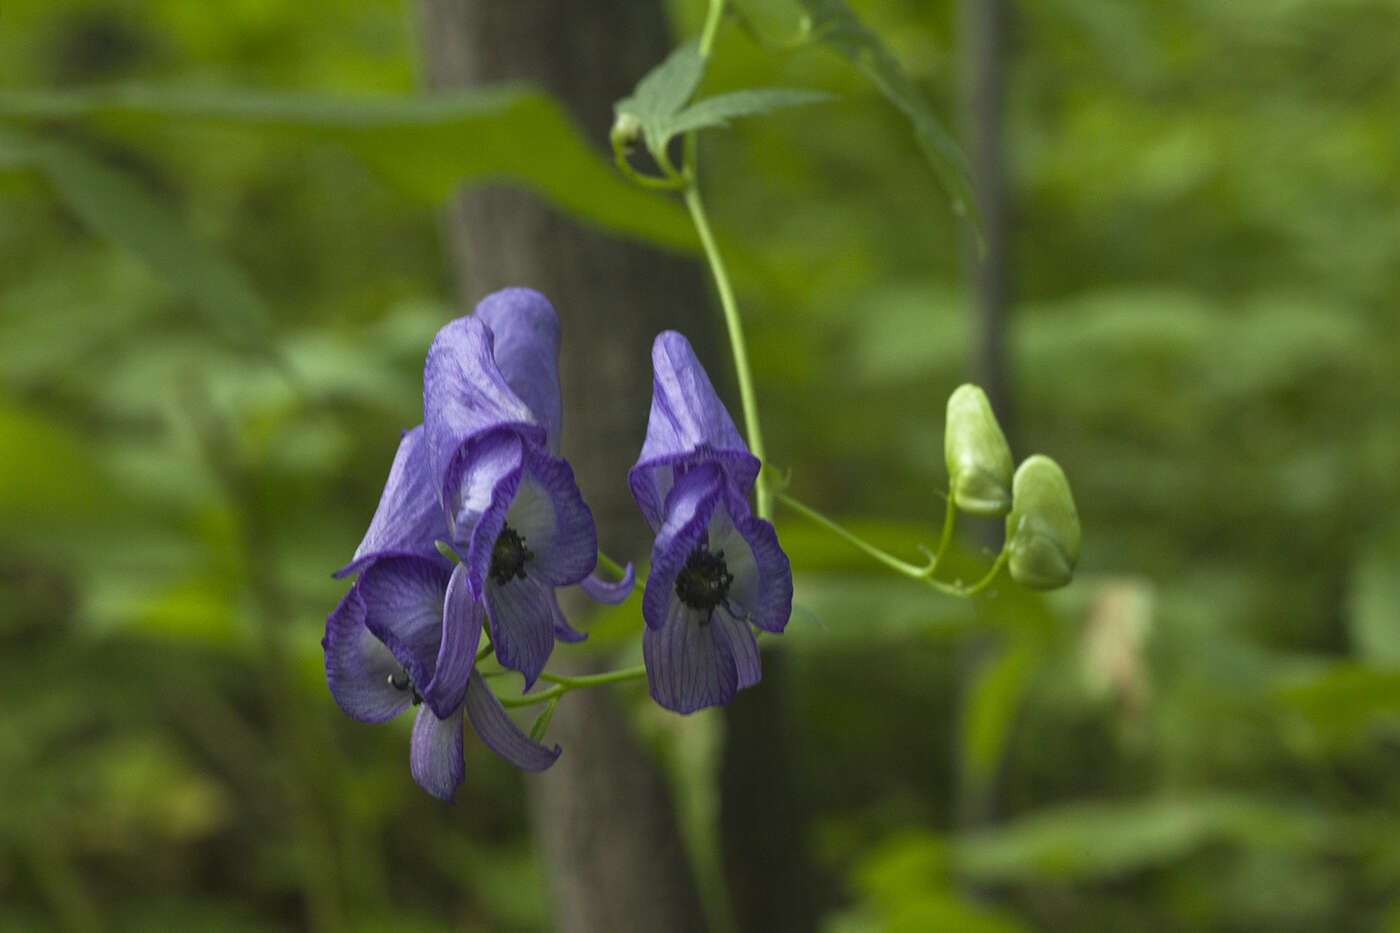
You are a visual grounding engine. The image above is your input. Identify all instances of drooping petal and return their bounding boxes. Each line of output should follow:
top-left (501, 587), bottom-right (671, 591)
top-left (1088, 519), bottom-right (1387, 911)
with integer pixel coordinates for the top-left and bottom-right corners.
top-left (474, 288), bottom-right (564, 454)
top-left (322, 585), bottom-right (413, 723)
top-left (508, 444), bottom-right (597, 587)
top-left (410, 704), bottom-right (465, 802)
top-left (708, 483), bottom-right (793, 634)
top-left (628, 331), bottom-right (760, 528)
top-left (724, 605), bottom-right (762, 689)
top-left (642, 596), bottom-right (759, 714)
top-left (579, 562), bottom-right (636, 605)
top-left (484, 575), bottom-right (557, 688)
top-left (547, 587), bottom-right (589, 644)
top-left (358, 556), bottom-right (452, 695)
top-left (423, 315), bottom-right (545, 503)
top-left (445, 429), bottom-right (524, 598)
top-left (335, 426), bottom-right (449, 578)
top-left (641, 462), bottom-right (725, 631)
top-left (419, 562), bottom-right (483, 719)
top-left (464, 669), bottom-right (561, 772)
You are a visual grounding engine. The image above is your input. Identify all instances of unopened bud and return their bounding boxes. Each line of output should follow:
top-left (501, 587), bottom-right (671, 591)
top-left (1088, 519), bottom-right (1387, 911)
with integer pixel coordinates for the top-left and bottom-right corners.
top-left (944, 384), bottom-right (1014, 516)
top-left (610, 112), bottom-right (643, 151)
top-left (1005, 454), bottom-right (1080, 590)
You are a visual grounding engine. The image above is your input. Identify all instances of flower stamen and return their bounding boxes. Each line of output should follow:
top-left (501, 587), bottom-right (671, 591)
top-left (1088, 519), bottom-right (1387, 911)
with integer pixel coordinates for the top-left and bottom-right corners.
top-left (675, 546), bottom-right (734, 622)
top-left (490, 523), bottom-right (534, 585)
top-left (387, 669), bottom-right (423, 705)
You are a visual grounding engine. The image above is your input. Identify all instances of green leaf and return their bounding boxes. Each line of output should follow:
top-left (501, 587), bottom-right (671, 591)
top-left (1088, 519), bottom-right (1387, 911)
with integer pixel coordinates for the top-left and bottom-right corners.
top-left (0, 85), bottom-right (696, 253)
top-left (1350, 519), bottom-right (1400, 667)
top-left (794, 0), bottom-right (982, 239)
top-left (1276, 663), bottom-right (1400, 745)
top-left (960, 631), bottom-right (1039, 806)
top-left (529, 697), bottom-right (560, 743)
top-left (667, 88), bottom-right (832, 137)
top-left (0, 126), bottom-right (273, 354)
top-left (955, 796), bottom-right (1334, 883)
top-left (0, 398), bottom-right (112, 526)
top-left (614, 40), bottom-right (706, 156)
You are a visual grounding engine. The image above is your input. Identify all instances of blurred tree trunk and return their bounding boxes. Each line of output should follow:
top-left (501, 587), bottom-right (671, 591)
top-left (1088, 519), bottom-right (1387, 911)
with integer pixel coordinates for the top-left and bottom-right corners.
top-left (957, 0), bottom-right (1014, 834)
top-left (960, 0), bottom-right (1013, 435)
top-left (416, 2), bottom-right (709, 930)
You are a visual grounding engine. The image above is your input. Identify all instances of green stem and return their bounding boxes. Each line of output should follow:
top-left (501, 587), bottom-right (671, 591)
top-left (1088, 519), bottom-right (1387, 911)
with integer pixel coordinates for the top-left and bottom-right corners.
top-left (923, 493), bottom-right (958, 578)
top-left (699, 0), bottom-right (726, 57)
top-left (684, 183), bottom-right (771, 520)
top-left (956, 549), bottom-right (1008, 597)
top-left (776, 492), bottom-right (934, 578)
top-left (613, 146), bottom-right (685, 190)
top-left (540, 664), bottom-right (648, 689)
top-left (497, 665), bottom-right (649, 708)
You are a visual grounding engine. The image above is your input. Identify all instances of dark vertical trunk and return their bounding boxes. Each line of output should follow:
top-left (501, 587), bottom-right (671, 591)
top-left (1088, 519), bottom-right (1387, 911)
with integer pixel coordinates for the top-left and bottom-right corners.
top-left (719, 660), bottom-right (821, 931)
top-left (958, 0), bottom-right (1014, 833)
top-left (961, 0), bottom-right (1013, 436)
top-left (416, 2), bottom-right (708, 930)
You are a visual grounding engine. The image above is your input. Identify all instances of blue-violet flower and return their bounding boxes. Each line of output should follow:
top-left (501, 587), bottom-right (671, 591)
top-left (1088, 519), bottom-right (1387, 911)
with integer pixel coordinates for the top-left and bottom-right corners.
top-left (629, 332), bottom-right (792, 713)
top-left (323, 288), bottom-right (599, 798)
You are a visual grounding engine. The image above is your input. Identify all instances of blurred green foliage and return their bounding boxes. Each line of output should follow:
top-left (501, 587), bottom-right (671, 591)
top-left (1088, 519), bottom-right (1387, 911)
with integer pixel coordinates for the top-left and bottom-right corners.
top-left (2, 0), bottom-right (1399, 931)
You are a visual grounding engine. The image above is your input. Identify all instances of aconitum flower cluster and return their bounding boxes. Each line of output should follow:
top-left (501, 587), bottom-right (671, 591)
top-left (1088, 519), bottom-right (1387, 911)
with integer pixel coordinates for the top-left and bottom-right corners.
top-left (324, 288), bottom-right (791, 800)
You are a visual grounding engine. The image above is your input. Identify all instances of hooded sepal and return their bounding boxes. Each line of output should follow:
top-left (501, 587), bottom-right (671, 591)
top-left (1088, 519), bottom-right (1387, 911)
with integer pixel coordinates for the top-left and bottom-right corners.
top-left (474, 288), bottom-right (564, 453)
top-left (335, 426), bottom-right (449, 578)
top-left (628, 331), bottom-right (760, 529)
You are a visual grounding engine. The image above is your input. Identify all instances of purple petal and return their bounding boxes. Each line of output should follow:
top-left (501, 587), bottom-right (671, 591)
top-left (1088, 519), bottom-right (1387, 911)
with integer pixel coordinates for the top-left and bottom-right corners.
top-left (641, 462), bottom-right (725, 631)
top-left (446, 429), bottom-right (524, 598)
top-left (474, 288), bottom-right (564, 454)
top-left (642, 596), bottom-right (759, 714)
top-left (423, 315), bottom-right (546, 504)
top-left (628, 331), bottom-right (760, 528)
top-left (322, 585), bottom-right (412, 723)
top-left (707, 483), bottom-right (794, 634)
top-left (485, 575), bottom-right (557, 688)
top-left (579, 562), bottom-right (636, 605)
top-left (464, 669), bottom-right (561, 772)
top-left (549, 589), bottom-right (589, 644)
top-left (420, 562), bottom-right (483, 719)
top-left (727, 607), bottom-right (762, 689)
top-left (335, 426), bottom-right (449, 578)
top-left (358, 556), bottom-right (452, 694)
top-left (508, 444), bottom-right (597, 587)
top-left (410, 704), bottom-right (465, 802)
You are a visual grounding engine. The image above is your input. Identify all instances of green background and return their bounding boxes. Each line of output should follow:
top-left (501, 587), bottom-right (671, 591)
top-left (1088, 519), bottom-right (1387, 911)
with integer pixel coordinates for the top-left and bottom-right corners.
top-left (2, 0), bottom-right (1398, 930)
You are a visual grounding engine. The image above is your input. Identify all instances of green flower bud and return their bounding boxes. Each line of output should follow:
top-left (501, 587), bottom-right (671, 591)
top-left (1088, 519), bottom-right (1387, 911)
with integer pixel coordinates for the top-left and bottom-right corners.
top-left (944, 383), bottom-right (1014, 516)
top-left (610, 112), bottom-right (643, 152)
top-left (1005, 454), bottom-right (1081, 590)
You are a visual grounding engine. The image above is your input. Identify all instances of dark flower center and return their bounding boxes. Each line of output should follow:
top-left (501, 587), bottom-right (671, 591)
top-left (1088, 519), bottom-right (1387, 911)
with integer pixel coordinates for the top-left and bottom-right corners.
top-left (489, 523), bottom-right (533, 586)
top-left (674, 546), bottom-right (733, 619)
top-left (387, 669), bottom-right (423, 706)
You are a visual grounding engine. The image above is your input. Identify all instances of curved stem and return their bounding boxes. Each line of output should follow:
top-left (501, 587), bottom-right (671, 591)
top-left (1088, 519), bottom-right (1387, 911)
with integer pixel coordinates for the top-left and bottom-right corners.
top-left (540, 664), bottom-right (648, 690)
top-left (776, 492), bottom-right (934, 578)
top-left (614, 146), bottom-right (686, 190)
top-left (684, 184), bottom-right (771, 520)
top-left (496, 665), bottom-right (648, 708)
top-left (957, 550), bottom-right (1008, 596)
top-left (921, 493), bottom-right (958, 578)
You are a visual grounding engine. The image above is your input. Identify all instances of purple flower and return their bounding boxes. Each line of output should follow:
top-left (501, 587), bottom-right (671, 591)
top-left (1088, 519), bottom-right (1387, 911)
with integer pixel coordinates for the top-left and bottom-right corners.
top-left (423, 305), bottom-right (598, 687)
top-left (323, 288), bottom-right (604, 796)
top-left (629, 332), bottom-right (792, 713)
top-left (322, 558), bottom-right (560, 802)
